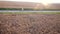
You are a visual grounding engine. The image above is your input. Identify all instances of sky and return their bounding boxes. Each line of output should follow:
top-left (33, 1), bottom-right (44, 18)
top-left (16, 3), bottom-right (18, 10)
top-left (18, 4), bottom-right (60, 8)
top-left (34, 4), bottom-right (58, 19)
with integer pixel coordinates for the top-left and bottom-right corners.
top-left (0, 0), bottom-right (60, 3)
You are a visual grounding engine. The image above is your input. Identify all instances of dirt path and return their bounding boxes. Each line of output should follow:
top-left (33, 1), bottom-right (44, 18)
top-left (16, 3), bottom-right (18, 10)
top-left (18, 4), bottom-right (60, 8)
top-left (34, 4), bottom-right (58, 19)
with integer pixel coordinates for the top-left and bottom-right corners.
top-left (0, 14), bottom-right (60, 34)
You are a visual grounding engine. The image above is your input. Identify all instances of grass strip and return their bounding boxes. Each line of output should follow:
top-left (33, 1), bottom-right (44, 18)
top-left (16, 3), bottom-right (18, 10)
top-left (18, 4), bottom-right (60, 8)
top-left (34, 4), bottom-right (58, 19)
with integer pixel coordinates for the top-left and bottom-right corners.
top-left (0, 12), bottom-right (60, 14)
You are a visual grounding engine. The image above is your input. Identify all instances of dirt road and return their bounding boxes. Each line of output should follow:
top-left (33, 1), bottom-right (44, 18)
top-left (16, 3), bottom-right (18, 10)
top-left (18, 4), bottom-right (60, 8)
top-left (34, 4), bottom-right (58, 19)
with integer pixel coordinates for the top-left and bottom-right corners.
top-left (0, 14), bottom-right (60, 34)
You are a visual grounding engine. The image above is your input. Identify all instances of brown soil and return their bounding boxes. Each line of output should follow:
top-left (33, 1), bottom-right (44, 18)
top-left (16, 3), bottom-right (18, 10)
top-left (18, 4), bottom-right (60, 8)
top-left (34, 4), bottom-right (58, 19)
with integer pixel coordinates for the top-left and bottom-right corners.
top-left (0, 1), bottom-right (60, 9)
top-left (0, 14), bottom-right (60, 34)
top-left (0, 1), bottom-right (43, 8)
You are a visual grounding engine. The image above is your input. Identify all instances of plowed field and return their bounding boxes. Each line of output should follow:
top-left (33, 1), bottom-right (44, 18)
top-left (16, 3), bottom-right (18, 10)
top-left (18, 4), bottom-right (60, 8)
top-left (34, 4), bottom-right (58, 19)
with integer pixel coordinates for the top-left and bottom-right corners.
top-left (0, 14), bottom-right (60, 34)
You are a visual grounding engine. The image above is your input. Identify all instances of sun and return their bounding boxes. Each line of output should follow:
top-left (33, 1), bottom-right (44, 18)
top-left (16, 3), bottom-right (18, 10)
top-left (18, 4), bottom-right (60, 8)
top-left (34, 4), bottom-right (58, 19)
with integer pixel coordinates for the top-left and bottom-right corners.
top-left (42, 3), bottom-right (48, 6)
top-left (41, 2), bottom-right (50, 8)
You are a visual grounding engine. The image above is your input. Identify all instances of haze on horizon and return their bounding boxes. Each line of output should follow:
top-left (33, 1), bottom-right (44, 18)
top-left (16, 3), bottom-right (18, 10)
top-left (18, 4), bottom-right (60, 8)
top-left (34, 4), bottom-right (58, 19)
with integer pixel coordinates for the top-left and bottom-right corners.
top-left (0, 0), bottom-right (60, 3)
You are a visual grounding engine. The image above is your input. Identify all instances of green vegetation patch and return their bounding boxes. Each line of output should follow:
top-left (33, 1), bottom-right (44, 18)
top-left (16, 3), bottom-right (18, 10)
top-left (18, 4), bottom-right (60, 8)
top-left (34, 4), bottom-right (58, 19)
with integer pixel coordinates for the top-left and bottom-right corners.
top-left (0, 8), bottom-right (22, 10)
top-left (0, 8), bottom-right (60, 11)
top-left (0, 12), bottom-right (60, 14)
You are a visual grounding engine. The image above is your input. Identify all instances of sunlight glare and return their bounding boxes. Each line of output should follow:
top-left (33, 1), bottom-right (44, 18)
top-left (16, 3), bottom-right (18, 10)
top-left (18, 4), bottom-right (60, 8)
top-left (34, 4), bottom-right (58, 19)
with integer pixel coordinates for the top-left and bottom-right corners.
top-left (42, 3), bottom-right (48, 6)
